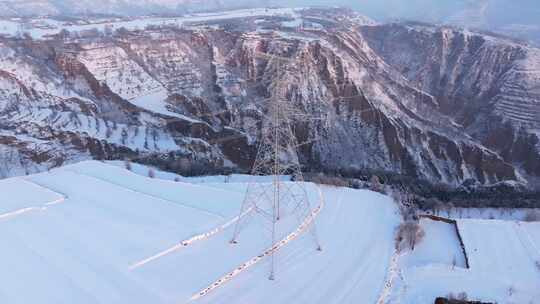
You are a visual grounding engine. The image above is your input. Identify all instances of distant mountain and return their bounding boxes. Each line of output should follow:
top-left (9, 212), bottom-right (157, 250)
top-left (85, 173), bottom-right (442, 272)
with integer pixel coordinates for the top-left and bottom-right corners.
top-left (0, 1), bottom-right (538, 46)
top-left (0, 0), bottom-right (268, 16)
top-left (350, 0), bottom-right (540, 46)
top-left (269, 0), bottom-right (540, 46)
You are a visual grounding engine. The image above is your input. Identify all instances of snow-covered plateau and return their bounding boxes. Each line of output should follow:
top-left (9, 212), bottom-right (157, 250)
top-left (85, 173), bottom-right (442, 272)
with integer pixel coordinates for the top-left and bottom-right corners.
top-left (1, 160), bottom-right (539, 303)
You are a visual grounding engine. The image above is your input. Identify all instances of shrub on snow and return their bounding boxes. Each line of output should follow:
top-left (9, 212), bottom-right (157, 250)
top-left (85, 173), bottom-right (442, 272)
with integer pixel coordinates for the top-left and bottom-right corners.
top-left (395, 221), bottom-right (425, 252)
top-left (124, 160), bottom-right (132, 171)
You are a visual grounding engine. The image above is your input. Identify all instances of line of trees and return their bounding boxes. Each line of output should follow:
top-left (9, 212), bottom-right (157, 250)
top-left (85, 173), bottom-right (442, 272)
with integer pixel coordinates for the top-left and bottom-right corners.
top-left (303, 167), bottom-right (540, 209)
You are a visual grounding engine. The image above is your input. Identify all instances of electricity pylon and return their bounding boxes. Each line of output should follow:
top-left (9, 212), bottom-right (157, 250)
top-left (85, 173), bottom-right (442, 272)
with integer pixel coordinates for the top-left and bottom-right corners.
top-left (230, 50), bottom-right (322, 281)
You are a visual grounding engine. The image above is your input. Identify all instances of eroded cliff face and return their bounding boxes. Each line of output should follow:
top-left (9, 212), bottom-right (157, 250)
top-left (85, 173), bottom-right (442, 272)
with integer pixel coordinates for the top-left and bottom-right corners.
top-left (361, 22), bottom-right (540, 180)
top-left (0, 9), bottom-right (537, 187)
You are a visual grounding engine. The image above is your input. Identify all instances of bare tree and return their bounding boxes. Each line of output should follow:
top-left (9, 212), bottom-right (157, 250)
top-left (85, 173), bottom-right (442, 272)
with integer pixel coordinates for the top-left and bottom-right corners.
top-left (457, 292), bottom-right (468, 301)
top-left (179, 157), bottom-right (192, 175)
top-left (424, 197), bottom-right (442, 214)
top-left (446, 291), bottom-right (467, 301)
top-left (443, 202), bottom-right (455, 217)
top-left (309, 173), bottom-right (349, 187)
top-left (392, 185), bottom-right (418, 221)
top-left (121, 128), bottom-right (128, 145)
top-left (507, 286), bottom-right (515, 297)
top-left (395, 221), bottom-right (425, 252)
top-left (0, 148), bottom-right (19, 178)
top-left (124, 160), bottom-right (132, 171)
top-left (434, 200), bottom-right (446, 216)
top-left (523, 210), bottom-right (540, 222)
top-left (370, 175), bottom-right (383, 193)
top-left (105, 126), bottom-right (113, 138)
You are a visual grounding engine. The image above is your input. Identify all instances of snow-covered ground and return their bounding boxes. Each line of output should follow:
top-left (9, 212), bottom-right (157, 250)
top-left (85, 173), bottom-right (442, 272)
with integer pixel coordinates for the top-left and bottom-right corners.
top-left (1, 160), bottom-right (539, 304)
top-left (0, 177), bottom-right (65, 219)
top-left (0, 160), bottom-right (400, 304)
top-left (403, 218), bottom-right (467, 269)
top-left (392, 218), bottom-right (540, 304)
top-left (107, 160), bottom-right (290, 184)
top-left (0, 7), bottom-right (301, 39)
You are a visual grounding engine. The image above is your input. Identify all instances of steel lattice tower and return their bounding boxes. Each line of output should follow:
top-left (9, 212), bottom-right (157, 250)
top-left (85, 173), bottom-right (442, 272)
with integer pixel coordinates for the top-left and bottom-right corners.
top-left (230, 50), bottom-right (322, 281)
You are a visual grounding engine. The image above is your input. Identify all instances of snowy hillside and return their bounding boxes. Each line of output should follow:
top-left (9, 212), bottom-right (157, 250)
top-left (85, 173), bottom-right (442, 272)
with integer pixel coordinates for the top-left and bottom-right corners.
top-left (0, 161), bottom-right (399, 303)
top-left (1, 160), bottom-right (539, 303)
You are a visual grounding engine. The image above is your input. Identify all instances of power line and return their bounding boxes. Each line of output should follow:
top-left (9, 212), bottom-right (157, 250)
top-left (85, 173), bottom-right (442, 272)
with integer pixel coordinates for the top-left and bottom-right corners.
top-left (230, 47), bottom-right (322, 281)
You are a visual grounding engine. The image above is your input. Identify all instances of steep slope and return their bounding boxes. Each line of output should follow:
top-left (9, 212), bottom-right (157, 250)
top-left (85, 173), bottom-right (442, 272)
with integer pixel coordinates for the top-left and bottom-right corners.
top-left (0, 37), bottom-right (223, 177)
top-left (0, 8), bottom-right (537, 187)
top-left (361, 22), bottom-right (540, 181)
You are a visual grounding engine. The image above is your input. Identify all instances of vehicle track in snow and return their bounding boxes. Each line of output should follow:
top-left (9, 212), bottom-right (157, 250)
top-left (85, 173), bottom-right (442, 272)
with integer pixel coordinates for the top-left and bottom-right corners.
top-left (0, 178), bottom-right (66, 221)
top-left (376, 190), bottom-right (407, 304)
top-left (188, 187), bottom-right (325, 302)
top-left (514, 222), bottom-right (540, 262)
top-left (521, 224), bottom-right (540, 257)
top-left (376, 250), bottom-right (401, 304)
top-left (58, 168), bottom-right (253, 270)
top-left (128, 206), bottom-right (254, 270)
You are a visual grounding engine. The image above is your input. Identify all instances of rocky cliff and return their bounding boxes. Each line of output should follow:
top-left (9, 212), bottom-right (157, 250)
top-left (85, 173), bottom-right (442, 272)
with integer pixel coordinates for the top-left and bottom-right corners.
top-left (0, 8), bottom-right (538, 188)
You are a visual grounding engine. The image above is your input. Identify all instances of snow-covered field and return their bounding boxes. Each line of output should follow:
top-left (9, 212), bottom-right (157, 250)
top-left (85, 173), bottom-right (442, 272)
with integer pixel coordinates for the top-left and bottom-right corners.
top-left (1, 160), bottom-right (539, 304)
top-left (393, 218), bottom-right (540, 303)
top-left (0, 177), bottom-right (65, 219)
top-left (0, 7), bottom-right (301, 39)
top-left (0, 160), bottom-right (399, 304)
top-left (403, 218), bottom-right (467, 269)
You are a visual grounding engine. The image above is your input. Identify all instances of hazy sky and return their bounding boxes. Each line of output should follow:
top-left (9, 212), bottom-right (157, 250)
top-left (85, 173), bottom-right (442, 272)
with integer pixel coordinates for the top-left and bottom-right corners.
top-left (266, 0), bottom-right (540, 44)
top-left (272, 0), bottom-right (540, 26)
